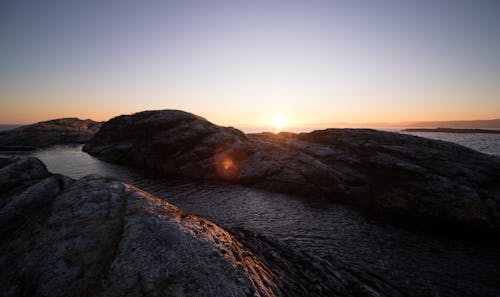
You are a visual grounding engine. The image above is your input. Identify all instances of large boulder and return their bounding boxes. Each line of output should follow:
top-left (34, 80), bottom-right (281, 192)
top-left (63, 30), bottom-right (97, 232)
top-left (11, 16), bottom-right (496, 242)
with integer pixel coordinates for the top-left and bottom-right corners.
top-left (0, 118), bottom-right (102, 150)
top-left (0, 157), bottom-right (279, 297)
top-left (293, 129), bottom-right (500, 227)
top-left (84, 110), bottom-right (500, 229)
top-left (83, 110), bottom-right (249, 179)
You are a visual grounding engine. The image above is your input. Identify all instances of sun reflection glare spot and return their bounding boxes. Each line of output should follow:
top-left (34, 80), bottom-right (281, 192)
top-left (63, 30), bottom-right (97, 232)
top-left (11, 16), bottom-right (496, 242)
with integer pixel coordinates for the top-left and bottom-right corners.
top-left (271, 114), bottom-right (288, 133)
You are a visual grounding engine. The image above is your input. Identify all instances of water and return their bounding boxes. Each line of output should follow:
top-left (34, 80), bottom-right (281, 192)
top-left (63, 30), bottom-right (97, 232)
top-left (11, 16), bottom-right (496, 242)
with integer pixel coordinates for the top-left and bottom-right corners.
top-left (0, 125), bottom-right (20, 132)
top-left (2, 142), bottom-right (499, 296)
top-left (401, 131), bottom-right (500, 156)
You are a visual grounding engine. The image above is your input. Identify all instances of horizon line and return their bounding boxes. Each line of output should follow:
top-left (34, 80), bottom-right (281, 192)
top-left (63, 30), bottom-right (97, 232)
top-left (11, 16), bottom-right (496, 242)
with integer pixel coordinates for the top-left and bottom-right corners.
top-left (2, 117), bottom-right (500, 127)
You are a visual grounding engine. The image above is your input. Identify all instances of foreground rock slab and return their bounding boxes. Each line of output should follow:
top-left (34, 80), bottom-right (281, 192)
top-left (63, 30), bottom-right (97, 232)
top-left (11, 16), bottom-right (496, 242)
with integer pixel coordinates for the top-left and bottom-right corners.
top-left (0, 157), bottom-right (279, 297)
top-left (83, 110), bottom-right (500, 230)
top-left (0, 118), bottom-right (102, 150)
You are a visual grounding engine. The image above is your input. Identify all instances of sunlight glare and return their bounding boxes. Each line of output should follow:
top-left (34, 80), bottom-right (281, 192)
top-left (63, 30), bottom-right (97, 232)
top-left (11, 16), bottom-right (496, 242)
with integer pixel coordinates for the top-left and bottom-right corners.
top-left (272, 114), bottom-right (288, 133)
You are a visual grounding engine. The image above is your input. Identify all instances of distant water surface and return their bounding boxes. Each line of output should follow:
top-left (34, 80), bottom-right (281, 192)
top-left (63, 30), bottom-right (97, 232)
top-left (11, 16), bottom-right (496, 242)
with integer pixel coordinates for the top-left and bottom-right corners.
top-left (400, 130), bottom-right (500, 156)
top-left (0, 125), bottom-right (20, 132)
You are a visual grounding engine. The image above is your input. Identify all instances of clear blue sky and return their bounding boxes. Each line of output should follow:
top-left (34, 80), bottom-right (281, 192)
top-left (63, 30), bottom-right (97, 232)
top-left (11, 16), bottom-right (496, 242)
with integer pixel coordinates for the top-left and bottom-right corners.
top-left (1, 0), bottom-right (499, 125)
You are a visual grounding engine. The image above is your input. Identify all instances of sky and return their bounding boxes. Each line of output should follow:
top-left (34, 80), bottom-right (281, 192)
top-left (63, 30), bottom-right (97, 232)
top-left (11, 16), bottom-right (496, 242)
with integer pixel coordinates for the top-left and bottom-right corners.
top-left (1, 0), bottom-right (499, 126)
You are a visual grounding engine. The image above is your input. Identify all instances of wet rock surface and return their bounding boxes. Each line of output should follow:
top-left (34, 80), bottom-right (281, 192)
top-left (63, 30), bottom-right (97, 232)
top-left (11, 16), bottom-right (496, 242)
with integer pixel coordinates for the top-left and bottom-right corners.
top-left (84, 110), bottom-right (500, 229)
top-left (0, 157), bottom-right (280, 297)
top-left (0, 118), bottom-right (102, 150)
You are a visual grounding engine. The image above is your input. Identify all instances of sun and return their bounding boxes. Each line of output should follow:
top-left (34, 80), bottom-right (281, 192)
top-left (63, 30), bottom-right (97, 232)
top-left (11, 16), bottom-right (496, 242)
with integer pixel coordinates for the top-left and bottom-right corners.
top-left (271, 114), bottom-right (288, 133)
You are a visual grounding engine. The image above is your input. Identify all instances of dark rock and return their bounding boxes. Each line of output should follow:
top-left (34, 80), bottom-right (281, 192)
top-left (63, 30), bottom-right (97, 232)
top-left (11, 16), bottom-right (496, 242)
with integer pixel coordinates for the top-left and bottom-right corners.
top-left (0, 118), bottom-right (102, 150)
top-left (0, 157), bottom-right (280, 297)
top-left (0, 157), bottom-right (51, 194)
top-left (83, 110), bottom-right (249, 179)
top-left (293, 129), bottom-right (500, 228)
top-left (84, 110), bottom-right (500, 229)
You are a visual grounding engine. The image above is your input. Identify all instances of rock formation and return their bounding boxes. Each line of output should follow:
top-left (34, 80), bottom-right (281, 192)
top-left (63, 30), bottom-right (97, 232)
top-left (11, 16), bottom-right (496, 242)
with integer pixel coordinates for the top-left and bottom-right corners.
top-left (0, 118), bottom-right (102, 150)
top-left (83, 110), bottom-right (500, 230)
top-left (0, 157), bottom-right (279, 297)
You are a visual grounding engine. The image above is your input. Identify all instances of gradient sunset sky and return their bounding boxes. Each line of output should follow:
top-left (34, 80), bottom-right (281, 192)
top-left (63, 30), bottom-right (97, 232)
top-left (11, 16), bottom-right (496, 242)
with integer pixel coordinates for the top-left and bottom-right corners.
top-left (1, 0), bottom-right (499, 126)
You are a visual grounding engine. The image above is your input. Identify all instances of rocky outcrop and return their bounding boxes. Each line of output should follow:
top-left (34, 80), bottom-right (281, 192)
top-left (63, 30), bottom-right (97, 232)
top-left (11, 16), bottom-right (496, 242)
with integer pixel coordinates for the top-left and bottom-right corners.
top-left (83, 110), bottom-right (500, 230)
top-left (0, 157), bottom-right (279, 297)
top-left (83, 110), bottom-right (248, 179)
top-left (0, 118), bottom-right (102, 150)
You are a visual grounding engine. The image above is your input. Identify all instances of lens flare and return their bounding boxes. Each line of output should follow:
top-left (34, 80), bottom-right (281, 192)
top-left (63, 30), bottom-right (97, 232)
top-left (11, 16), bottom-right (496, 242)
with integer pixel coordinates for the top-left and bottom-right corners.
top-left (214, 153), bottom-right (239, 180)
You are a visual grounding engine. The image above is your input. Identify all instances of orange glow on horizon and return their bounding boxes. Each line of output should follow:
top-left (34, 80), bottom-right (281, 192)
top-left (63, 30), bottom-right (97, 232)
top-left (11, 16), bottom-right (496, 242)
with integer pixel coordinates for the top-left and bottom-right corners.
top-left (0, 93), bottom-right (499, 129)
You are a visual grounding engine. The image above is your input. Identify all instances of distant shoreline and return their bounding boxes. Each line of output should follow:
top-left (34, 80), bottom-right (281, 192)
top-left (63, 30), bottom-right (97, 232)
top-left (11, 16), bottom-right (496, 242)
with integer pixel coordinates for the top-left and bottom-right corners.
top-left (403, 128), bottom-right (500, 134)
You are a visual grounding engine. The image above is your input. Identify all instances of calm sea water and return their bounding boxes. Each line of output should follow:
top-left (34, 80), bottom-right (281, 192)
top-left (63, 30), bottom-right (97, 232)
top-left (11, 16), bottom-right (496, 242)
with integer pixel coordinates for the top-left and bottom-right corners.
top-left (1, 131), bottom-right (499, 295)
top-left (400, 131), bottom-right (500, 156)
top-left (0, 125), bottom-right (20, 131)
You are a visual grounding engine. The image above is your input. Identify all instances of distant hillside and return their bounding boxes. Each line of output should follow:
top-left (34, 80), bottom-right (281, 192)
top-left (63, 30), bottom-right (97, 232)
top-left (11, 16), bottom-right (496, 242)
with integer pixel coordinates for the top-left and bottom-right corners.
top-left (402, 128), bottom-right (500, 134)
top-left (313, 119), bottom-right (500, 129)
top-left (397, 119), bottom-right (500, 128)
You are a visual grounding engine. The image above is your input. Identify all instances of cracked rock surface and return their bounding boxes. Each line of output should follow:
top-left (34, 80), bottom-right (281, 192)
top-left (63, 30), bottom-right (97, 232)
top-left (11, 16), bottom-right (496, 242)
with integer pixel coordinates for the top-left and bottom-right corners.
top-left (83, 110), bottom-right (500, 229)
top-left (0, 157), bottom-right (279, 297)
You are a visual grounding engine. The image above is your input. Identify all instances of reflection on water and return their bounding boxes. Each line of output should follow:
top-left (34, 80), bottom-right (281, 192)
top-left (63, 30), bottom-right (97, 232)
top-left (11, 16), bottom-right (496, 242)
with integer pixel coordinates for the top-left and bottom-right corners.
top-left (2, 144), bottom-right (500, 296)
